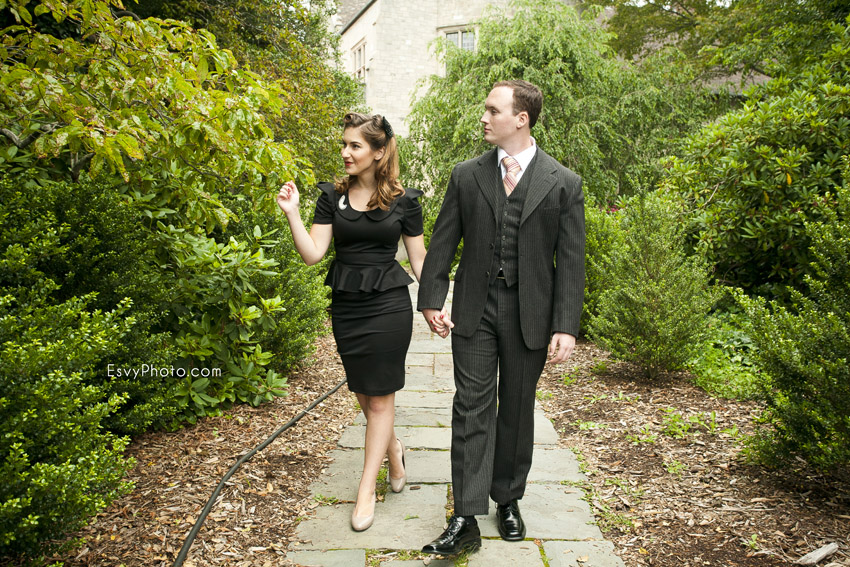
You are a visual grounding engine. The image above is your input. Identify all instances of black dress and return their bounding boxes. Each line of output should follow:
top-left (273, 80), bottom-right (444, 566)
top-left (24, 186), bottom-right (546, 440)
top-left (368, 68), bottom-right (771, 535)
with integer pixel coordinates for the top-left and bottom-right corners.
top-left (312, 182), bottom-right (424, 396)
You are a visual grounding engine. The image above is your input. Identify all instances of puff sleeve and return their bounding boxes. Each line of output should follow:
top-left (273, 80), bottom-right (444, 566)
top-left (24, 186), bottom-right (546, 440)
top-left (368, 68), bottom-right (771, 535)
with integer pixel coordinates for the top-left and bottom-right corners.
top-left (401, 187), bottom-right (424, 236)
top-left (312, 182), bottom-right (336, 225)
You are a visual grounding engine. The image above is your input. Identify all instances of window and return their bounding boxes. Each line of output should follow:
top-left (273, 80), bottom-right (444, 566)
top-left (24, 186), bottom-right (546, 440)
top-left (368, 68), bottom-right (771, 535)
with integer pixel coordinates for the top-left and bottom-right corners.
top-left (445, 30), bottom-right (475, 51)
top-left (353, 41), bottom-right (366, 82)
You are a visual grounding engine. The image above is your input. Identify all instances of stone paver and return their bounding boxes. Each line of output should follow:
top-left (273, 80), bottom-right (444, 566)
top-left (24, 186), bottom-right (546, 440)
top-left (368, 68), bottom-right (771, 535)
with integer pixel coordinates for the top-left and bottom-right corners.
top-left (339, 425), bottom-right (452, 450)
top-left (354, 407), bottom-right (452, 427)
top-left (544, 541), bottom-right (627, 567)
top-left (405, 352), bottom-right (434, 367)
top-left (403, 371), bottom-right (454, 392)
top-left (407, 339), bottom-right (454, 354)
top-left (527, 448), bottom-right (584, 482)
top-left (468, 539), bottom-right (545, 566)
top-left (379, 560), bottom-right (453, 567)
top-left (288, 282), bottom-right (625, 566)
top-left (295, 484), bottom-right (447, 550)
top-left (286, 549), bottom-right (366, 567)
top-left (533, 411), bottom-right (561, 446)
top-left (395, 390), bottom-right (455, 408)
top-left (478, 484), bottom-right (604, 541)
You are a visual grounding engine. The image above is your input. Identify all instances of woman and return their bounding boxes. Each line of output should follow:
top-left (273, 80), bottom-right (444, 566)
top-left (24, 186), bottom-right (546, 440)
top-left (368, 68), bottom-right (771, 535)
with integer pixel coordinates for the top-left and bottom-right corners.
top-left (276, 113), bottom-right (430, 532)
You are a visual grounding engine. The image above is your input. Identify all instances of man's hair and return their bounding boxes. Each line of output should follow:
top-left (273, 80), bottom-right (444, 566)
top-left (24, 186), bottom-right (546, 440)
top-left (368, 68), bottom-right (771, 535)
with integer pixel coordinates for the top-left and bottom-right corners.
top-left (493, 80), bottom-right (543, 128)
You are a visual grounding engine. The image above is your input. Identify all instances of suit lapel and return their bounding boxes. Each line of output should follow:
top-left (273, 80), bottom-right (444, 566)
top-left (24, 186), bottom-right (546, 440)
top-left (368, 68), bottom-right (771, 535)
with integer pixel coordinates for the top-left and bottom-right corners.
top-left (472, 148), bottom-right (502, 220)
top-left (520, 150), bottom-right (557, 226)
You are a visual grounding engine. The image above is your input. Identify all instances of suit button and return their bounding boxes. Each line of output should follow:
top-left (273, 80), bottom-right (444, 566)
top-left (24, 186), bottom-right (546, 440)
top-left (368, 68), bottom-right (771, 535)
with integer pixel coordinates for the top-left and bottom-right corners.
top-left (485, 271), bottom-right (490, 277)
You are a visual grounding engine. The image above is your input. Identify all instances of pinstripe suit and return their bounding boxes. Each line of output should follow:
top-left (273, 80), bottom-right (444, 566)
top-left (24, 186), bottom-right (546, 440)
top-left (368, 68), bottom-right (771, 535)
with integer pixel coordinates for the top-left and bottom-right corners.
top-left (418, 146), bottom-right (585, 515)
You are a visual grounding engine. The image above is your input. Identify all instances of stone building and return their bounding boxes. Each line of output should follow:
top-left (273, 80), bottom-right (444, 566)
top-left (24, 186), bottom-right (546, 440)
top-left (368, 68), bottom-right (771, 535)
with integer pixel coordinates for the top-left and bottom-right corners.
top-left (334, 0), bottom-right (515, 136)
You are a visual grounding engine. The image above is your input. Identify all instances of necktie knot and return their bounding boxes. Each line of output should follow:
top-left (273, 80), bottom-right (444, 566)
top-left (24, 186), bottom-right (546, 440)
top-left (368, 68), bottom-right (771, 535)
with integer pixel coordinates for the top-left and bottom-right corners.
top-left (502, 156), bottom-right (521, 195)
top-left (502, 156), bottom-right (521, 175)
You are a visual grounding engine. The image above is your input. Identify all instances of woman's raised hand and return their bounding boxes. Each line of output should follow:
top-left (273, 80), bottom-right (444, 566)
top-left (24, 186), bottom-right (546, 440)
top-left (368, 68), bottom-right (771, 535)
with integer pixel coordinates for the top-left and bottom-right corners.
top-left (276, 181), bottom-right (300, 215)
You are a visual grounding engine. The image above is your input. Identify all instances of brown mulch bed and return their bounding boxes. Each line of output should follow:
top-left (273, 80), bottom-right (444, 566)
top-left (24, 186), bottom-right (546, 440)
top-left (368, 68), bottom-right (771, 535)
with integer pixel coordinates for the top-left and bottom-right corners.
top-left (12, 333), bottom-right (849, 566)
top-left (537, 340), bottom-right (850, 567)
top-left (41, 332), bottom-right (359, 567)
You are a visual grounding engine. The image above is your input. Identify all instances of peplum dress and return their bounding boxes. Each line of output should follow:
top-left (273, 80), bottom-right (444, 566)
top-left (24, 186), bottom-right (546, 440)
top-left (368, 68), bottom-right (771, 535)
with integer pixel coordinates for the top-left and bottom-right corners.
top-left (312, 182), bottom-right (424, 396)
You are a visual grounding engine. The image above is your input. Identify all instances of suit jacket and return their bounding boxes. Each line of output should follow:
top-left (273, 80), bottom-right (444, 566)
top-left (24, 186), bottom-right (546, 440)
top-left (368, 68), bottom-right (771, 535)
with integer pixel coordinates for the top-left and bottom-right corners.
top-left (418, 147), bottom-right (585, 350)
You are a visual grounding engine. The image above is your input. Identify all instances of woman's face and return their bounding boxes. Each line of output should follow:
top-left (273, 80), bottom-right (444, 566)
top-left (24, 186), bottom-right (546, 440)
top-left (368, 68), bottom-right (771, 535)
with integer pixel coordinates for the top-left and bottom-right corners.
top-left (341, 126), bottom-right (384, 178)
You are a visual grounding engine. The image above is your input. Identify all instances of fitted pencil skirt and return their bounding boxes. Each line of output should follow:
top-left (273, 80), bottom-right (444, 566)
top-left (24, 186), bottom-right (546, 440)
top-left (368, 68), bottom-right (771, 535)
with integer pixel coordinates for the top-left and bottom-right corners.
top-left (330, 286), bottom-right (412, 396)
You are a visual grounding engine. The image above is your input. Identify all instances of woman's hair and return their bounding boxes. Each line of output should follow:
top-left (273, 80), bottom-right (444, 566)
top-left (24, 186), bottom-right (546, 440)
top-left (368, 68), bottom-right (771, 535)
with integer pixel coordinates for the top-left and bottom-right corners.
top-left (334, 112), bottom-right (404, 210)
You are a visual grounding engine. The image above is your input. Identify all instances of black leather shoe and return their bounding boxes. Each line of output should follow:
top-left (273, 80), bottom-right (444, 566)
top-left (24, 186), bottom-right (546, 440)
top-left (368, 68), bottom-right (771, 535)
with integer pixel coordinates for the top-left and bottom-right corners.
top-left (421, 515), bottom-right (481, 556)
top-left (496, 499), bottom-right (526, 541)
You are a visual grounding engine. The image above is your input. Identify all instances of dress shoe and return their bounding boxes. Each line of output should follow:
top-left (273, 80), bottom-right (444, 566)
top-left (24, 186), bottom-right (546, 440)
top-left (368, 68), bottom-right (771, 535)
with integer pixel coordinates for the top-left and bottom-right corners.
top-left (421, 515), bottom-right (481, 556)
top-left (389, 437), bottom-right (407, 493)
top-left (496, 499), bottom-right (526, 541)
top-left (350, 493), bottom-right (375, 532)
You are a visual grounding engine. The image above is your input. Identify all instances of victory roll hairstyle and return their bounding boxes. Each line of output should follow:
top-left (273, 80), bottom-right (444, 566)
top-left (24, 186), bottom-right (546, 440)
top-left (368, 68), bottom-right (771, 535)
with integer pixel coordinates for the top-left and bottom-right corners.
top-left (334, 112), bottom-right (403, 210)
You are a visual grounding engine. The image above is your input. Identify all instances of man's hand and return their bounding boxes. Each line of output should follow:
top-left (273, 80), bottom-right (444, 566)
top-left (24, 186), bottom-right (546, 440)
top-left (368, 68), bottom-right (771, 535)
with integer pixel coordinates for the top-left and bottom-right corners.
top-left (547, 332), bottom-right (576, 365)
top-left (422, 307), bottom-right (454, 338)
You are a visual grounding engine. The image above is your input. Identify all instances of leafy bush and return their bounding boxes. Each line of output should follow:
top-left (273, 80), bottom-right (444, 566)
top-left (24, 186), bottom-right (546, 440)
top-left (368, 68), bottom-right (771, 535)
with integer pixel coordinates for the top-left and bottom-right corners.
top-left (663, 20), bottom-right (850, 297)
top-left (588, 191), bottom-right (718, 378)
top-left (0, 286), bottom-right (133, 560)
top-left (689, 309), bottom-right (761, 399)
top-left (0, 175), bottom-right (180, 435)
top-left (581, 198), bottom-right (624, 332)
top-left (157, 223), bottom-right (292, 421)
top-left (740, 170), bottom-right (850, 470)
top-left (223, 194), bottom-right (330, 375)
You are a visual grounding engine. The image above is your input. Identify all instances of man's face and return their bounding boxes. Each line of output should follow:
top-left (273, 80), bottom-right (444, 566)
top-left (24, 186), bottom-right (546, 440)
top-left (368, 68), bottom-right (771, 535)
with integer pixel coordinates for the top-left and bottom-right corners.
top-left (481, 86), bottom-right (521, 147)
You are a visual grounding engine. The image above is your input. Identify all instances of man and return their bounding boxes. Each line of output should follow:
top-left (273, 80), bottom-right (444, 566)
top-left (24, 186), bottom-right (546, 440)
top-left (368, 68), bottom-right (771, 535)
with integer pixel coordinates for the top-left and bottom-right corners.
top-left (418, 80), bottom-right (585, 555)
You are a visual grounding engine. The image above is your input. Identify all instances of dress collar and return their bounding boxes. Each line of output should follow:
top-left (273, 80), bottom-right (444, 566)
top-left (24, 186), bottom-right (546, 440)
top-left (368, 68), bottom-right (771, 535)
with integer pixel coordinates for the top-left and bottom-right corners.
top-left (336, 189), bottom-right (397, 221)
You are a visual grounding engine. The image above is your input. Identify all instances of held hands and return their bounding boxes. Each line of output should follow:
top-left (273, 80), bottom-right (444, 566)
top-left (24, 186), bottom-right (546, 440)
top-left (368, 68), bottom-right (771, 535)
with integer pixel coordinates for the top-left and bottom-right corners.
top-left (276, 181), bottom-right (300, 216)
top-left (422, 307), bottom-right (453, 339)
top-left (547, 332), bottom-right (576, 365)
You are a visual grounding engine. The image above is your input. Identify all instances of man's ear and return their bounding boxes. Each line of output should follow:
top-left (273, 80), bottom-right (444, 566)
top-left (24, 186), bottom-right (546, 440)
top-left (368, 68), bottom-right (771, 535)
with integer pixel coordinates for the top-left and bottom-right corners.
top-left (516, 111), bottom-right (529, 129)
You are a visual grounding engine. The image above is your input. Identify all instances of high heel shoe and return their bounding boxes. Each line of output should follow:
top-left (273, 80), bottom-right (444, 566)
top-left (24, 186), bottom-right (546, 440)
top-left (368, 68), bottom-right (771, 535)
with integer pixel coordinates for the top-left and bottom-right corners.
top-left (351, 493), bottom-right (375, 532)
top-left (389, 437), bottom-right (407, 493)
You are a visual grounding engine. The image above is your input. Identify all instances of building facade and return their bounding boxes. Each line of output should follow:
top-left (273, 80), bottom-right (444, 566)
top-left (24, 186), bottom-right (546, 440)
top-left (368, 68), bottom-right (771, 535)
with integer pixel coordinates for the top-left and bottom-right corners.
top-left (335, 0), bottom-right (515, 136)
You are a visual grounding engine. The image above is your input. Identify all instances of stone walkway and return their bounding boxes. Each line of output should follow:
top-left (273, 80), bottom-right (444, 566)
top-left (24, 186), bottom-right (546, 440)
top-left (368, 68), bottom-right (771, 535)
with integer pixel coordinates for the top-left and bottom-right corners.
top-left (288, 283), bottom-right (625, 567)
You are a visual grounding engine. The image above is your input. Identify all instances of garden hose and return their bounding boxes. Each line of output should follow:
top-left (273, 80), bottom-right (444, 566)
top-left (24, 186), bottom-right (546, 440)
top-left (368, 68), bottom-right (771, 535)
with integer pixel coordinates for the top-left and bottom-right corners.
top-left (172, 377), bottom-right (348, 567)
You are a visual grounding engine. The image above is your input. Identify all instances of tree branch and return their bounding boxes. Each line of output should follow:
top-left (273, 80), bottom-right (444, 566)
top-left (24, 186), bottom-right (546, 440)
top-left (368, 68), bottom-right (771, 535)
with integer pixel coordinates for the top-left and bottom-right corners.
top-left (70, 152), bottom-right (95, 182)
top-left (0, 124), bottom-right (59, 148)
top-left (112, 10), bottom-right (141, 22)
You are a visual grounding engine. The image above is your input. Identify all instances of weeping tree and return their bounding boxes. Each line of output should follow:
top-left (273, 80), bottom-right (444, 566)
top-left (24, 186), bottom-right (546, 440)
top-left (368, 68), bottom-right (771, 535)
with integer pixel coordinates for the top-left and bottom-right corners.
top-left (404, 0), bottom-right (726, 232)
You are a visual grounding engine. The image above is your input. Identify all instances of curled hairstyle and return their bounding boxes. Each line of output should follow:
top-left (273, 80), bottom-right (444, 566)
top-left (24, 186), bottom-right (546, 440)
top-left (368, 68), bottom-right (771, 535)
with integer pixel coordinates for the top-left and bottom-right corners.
top-left (493, 80), bottom-right (543, 128)
top-left (334, 112), bottom-right (404, 211)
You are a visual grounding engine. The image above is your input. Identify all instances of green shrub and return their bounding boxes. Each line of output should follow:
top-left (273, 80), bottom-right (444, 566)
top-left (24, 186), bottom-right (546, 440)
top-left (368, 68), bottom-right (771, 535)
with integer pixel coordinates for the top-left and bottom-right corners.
top-left (689, 309), bottom-right (761, 399)
top-left (223, 195), bottom-right (330, 375)
top-left (157, 223), bottom-right (292, 421)
top-left (582, 198), bottom-right (624, 333)
top-left (663, 21), bottom-right (850, 297)
top-left (588, 191), bottom-right (718, 378)
top-left (0, 175), bottom-right (180, 435)
top-left (740, 173), bottom-right (850, 470)
top-left (0, 286), bottom-right (134, 560)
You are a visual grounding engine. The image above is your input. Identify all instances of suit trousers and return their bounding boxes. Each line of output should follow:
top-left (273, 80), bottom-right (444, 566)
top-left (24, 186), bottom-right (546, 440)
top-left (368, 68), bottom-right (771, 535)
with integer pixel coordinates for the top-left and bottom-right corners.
top-left (450, 278), bottom-right (548, 516)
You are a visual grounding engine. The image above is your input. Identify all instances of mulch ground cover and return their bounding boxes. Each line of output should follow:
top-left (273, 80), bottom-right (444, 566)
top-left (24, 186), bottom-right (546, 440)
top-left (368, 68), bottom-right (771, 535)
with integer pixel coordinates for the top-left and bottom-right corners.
top-left (7, 333), bottom-right (848, 567)
top-left (537, 340), bottom-right (850, 567)
top-left (35, 332), bottom-right (359, 567)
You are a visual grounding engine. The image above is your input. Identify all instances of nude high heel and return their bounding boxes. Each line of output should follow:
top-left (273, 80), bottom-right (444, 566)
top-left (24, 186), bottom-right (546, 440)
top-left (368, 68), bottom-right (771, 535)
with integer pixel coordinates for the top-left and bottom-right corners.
top-left (351, 493), bottom-right (376, 532)
top-left (389, 437), bottom-right (407, 493)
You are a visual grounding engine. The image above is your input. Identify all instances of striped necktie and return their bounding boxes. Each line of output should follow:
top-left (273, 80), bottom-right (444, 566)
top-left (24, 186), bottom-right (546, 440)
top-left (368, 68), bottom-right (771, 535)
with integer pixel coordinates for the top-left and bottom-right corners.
top-left (502, 156), bottom-right (521, 196)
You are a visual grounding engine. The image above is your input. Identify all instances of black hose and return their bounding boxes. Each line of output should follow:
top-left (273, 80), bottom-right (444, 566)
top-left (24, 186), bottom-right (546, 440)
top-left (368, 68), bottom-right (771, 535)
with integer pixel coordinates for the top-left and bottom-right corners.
top-left (172, 377), bottom-right (348, 567)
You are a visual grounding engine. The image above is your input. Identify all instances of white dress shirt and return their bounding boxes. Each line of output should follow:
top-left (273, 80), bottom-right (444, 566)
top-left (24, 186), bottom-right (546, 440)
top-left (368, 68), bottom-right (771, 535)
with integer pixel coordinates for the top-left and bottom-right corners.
top-left (497, 137), bottom-right (537, 184)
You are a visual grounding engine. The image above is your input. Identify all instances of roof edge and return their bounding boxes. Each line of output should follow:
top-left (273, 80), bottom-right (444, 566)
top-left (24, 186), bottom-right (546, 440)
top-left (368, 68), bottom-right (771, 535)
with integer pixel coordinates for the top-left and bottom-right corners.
top-left (340, 0), bottom-right (379, 35)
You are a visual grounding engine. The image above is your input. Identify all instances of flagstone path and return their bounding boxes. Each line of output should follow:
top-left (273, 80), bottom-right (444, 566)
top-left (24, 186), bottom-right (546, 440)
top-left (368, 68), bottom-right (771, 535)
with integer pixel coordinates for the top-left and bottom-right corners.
top-left (288, 283), bottom-right (626, 567)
